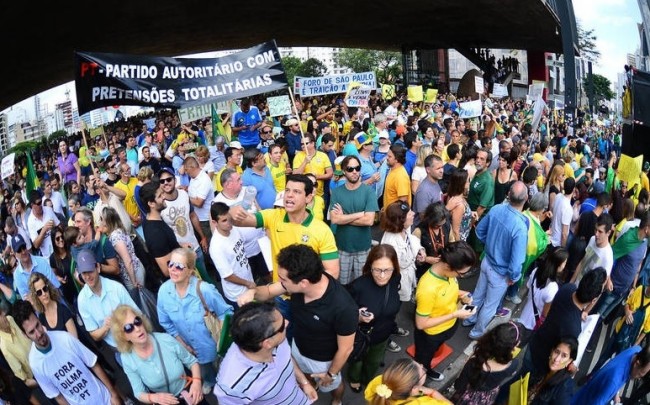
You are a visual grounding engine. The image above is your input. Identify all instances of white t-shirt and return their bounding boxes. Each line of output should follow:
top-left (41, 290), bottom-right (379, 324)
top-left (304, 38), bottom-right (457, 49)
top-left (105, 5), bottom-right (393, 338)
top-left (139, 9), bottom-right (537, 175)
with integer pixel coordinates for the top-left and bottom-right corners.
top-left (209, 228), bottom-right (253, 302)
top-left (519, 268), bottom-right (559, 330)
top-left (138, 143), bottom-right (161, 162)
top-left (43, 191), bottom-right (66, 216)
top-left (29, 331), bottom-right (110, 404)
top-left (161, 189), bottom-right (200, 250)
top-left (581, 236), bottom-right (614, 277)
top-left (412, 166), bottom-right (427, 183)
top-left (550, 194), bottom-right (573, 247)
top-left (384, 105), bottom-right (398, 123)
top-left (27, 206), bottom-right (60, 257)
top-left (214, 191), bottom-right (264, 256)
top-left (187, 171), bottom-right (213, 221)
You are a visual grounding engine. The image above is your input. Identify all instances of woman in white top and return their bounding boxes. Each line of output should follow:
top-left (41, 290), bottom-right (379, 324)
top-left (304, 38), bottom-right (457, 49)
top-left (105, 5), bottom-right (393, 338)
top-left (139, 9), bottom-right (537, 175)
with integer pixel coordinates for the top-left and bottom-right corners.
top-left (520, 247), bottom-right (568, 331)
top-left (411, 145), bottom-right (432, 195)
top-left (380, 201), bottom-right (422, 303)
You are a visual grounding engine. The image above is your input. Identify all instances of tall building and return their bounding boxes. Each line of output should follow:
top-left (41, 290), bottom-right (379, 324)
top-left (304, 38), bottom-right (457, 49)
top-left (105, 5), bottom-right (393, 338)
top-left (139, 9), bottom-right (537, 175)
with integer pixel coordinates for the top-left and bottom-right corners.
top-left (0, 113), bottom-right (8, 155)
top-left (638, 0), bottom-right (650, 70)
top-left (279, 47), bottom-right (350, 75)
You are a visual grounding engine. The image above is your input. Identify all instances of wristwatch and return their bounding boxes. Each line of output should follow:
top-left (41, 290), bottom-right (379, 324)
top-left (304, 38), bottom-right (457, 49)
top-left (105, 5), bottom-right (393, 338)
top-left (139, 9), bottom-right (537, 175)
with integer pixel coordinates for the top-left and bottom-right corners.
top-left (327, 371), bottom-right (337, 379)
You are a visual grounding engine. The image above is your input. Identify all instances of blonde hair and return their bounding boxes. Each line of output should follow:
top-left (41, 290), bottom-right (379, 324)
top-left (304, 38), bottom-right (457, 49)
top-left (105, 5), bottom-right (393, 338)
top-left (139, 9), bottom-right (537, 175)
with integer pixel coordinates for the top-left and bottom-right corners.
top-left (137, 166), bottom-right (154, 182)
top-left (170, 247), bottom-right (200, 278)
top-left (28, 272), bottom-right (61, 313)
top-left (368, 358), bottom-right (421, 405)
top-left (195, 145), bottom-right (210, 160)
top-left (544, 164), bottom-right (565, 191)
top-left (111, 305), bottom-right (153, 353)
top-left (415, 145), bottom-right (433, 168)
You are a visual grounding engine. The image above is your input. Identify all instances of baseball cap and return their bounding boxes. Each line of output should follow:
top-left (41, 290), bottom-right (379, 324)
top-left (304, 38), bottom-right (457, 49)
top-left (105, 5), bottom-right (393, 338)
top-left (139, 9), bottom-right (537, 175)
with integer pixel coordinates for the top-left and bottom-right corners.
top-left (318, 121), bottom-right (331, 130)
top-left (77, 249), bottom-right (98, 273)
top-left (158, 167), bottom-right (175, 178)
top-left (598, 167), bottom-right (607, 174)
top-left (229, 141), bottom-right (243, 149)
top-left (378, 132), bottom-right (390, 140)
top-left (353, 132), bottom-right (373, 150)
top-left (285, 118), bottom-right (299, 127)
top-left (11, 234), bottom-right (26, 252)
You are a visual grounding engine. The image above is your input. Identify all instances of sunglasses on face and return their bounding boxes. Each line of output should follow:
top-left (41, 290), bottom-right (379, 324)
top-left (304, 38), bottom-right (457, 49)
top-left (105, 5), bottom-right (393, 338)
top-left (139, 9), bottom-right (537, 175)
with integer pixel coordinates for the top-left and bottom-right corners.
top-left (345, 166), bottom-right (361, 173)
top-left (55, 235), bottom-right (64, 242)
top-left (167, 261), bottom-right (186, 271)
top-left (160, 177), bottom-right (174, 184)
top-left (123, 316), bottom-right (143, 334)
top-left (35, 285), bottom-right (49, 297)
top-left (262, 130), bottom-right (272, 134)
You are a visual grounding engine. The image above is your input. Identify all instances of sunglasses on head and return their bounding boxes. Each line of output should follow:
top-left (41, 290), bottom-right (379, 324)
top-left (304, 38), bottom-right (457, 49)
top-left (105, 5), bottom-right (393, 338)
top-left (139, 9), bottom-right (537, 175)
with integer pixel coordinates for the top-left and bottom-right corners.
top-left (167, 261), bottom-right (186, 271)
top-left (160, 177), bottom-right (174, 184)
top-left (399, 203), bottom-right (409, 213)
top-left (123, 316), bottom-right (143, 334)
top-left (258, 314), bottom-right (286, 341)
top-left (345, 166), bottom-right (361, 173)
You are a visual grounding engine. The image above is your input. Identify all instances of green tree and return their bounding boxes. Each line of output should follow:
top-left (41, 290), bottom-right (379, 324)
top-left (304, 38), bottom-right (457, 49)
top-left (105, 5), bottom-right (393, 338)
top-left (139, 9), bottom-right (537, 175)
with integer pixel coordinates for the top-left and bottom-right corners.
top-left (296, 58), bottom-right (328, 78)
top-left (583, 73), bottom-right (614, 102)
top-left (334, 49), bottom-right (402, 84)
top-left (281, 55), bottom-right (302, 86)
top-left (577, 22), bottom-right (600, 61)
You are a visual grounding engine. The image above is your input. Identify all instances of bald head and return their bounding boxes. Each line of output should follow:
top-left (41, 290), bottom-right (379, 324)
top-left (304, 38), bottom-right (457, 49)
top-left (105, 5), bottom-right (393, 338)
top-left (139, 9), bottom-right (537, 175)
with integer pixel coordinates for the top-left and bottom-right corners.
top-left (508, 181), bottom-right (528, 207)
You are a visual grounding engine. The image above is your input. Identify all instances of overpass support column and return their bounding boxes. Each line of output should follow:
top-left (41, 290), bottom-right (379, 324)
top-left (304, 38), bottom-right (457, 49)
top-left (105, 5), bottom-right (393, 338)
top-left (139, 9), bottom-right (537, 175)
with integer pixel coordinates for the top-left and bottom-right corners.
top-left (527, 51), bottom-right (549, 100)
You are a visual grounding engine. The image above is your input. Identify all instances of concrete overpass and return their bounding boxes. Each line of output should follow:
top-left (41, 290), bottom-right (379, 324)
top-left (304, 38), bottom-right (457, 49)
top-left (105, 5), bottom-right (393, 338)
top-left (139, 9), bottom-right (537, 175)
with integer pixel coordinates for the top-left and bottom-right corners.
top-left (1, 0), bottom-right (575, 112)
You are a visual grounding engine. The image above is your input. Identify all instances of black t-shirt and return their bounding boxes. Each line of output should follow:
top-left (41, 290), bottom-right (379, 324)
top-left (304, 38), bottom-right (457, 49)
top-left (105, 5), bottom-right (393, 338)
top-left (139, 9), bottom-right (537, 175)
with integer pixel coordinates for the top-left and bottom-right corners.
top-left (348, 274), bottom-right (402, 344)
top-left (49, 253), bottom-right (78, 306)
top-left (291, 273), bottom-right (358, 361)
top-left (143, 218), bottom-right (180, 259)
top-left (38, 302), bottom-right (74, 332)
top-left (529, 283), bottom-right (582, 374)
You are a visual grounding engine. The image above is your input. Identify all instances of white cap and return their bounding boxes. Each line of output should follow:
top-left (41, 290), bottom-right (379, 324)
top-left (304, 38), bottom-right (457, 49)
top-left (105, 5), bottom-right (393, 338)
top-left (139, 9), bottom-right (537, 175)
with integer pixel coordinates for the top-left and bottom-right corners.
top-left (229, 141), bottom-right (243, 149)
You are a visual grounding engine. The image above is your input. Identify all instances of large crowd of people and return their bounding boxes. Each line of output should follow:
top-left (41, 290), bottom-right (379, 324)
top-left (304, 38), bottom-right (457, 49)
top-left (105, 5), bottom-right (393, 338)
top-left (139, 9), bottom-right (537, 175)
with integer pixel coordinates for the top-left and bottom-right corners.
top-left (0, 88), bottom-right (647, 405)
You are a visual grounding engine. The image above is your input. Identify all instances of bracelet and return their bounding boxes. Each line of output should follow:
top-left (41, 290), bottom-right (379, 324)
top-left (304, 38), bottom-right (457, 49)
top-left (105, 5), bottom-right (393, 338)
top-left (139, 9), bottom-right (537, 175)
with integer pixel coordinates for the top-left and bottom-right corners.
top-left (192, 377), bottom-right (201, 381)
top-left (327, 370), bottom-right (337, 379)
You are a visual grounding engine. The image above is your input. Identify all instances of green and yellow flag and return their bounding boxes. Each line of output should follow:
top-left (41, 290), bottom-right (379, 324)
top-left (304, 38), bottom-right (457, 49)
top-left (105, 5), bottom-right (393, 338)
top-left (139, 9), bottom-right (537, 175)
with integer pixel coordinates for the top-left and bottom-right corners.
top-left (521, 210), bottom-right (549, 280)
top-left (25, 152), bottom-right (40, 195)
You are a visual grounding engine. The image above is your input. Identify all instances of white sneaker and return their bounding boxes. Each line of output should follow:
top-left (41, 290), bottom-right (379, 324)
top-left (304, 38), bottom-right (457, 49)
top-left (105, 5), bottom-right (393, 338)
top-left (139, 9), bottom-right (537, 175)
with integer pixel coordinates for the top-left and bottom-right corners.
top-left (202, 382), bottom-right (213, 395)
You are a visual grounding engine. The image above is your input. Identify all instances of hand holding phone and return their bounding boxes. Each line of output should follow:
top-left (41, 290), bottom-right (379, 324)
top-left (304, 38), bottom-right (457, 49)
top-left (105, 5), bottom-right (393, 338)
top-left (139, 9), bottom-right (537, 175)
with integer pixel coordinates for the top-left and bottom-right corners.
top-left (463, 304), bottom-right (476, 312)
top-left (360, 309), bottom-right (373, 317)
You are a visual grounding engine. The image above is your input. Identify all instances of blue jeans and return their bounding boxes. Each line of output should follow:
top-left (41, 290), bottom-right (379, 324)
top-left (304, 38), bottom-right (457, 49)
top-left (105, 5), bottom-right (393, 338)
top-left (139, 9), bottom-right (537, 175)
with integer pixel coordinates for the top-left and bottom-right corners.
top-left (593, 290), bottom-right (624, 319)
top-left (466, 258), bottom-right (509, 339)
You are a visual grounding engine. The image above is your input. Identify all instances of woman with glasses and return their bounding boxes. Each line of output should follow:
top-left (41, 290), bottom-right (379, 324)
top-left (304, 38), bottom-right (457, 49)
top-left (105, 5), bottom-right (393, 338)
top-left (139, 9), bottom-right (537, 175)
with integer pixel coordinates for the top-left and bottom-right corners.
top-left (49, 225), bottom-right (78, 306)
top-left (347, 244), bottom-right (403, 393)
top-left (380, 201), bottom-right (421, 303)
top-left (414, 241), bottom-right (476, 383)
top-left (28, 272), bottom-right (77, 337)
top-left (157, 247), bottom-right (233, 395)
top-left (112, 305), bottom-right (206, 405)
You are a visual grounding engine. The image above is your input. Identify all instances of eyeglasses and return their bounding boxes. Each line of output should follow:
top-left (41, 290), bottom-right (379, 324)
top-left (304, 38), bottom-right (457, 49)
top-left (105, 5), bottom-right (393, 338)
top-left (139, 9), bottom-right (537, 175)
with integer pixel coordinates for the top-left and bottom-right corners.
top-left (35, 285), bottom-right (49, 297)
top-left (160, 176), bottom-right (175, 184)
top-left (167, 261), bottom-right (187, 271)
top-left (123, 316), bottom-right (143, 334)
top-left (371, 268), bottom-right (394, 276)
top-left (455, 268), bottom-right (472, 279)
top-left (258, 314), bottom-right (286, 341)
top-left (345, 166), bottom-right (361, 173)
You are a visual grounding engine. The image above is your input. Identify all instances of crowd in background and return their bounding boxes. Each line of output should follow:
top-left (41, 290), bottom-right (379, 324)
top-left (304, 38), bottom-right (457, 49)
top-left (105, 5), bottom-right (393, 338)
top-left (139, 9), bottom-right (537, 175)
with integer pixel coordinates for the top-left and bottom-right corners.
top-left (0, 87), bottom-right (648, 405)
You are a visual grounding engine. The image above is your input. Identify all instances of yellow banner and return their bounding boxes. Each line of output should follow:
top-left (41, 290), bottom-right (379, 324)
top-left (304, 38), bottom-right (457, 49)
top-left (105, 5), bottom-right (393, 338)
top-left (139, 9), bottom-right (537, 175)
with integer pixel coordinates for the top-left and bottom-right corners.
top-left (381, 84), bottom-right (395, 100)
top-left (407, 85), bottom-right (423, 102)
top-left (425, 89), bottom-right (438, 103)
top-left (618, 154), bottom-right (643, 189)
top-left (89, 126), bottom-right (105, 137)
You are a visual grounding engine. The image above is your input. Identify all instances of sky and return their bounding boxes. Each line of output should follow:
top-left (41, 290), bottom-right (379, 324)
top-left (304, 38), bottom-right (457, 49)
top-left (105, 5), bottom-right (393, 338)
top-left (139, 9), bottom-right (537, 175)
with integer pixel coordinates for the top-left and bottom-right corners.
top-left (2, 0), bottom-right (642, 124)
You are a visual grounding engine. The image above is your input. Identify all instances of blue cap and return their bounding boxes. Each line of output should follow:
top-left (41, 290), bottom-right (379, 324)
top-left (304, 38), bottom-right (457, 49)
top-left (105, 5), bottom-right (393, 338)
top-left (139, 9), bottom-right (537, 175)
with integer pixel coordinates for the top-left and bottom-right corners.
top-left (77, 249), bottom-right (97, 273)
top-left (10, 234), bottom-right (26, 252)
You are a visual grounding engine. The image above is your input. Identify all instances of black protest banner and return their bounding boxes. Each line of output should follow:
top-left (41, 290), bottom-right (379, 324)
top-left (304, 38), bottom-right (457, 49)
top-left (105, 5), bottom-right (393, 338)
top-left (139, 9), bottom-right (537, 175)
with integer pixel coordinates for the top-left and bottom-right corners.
top-left (75, 40), bottom-right (287, 115)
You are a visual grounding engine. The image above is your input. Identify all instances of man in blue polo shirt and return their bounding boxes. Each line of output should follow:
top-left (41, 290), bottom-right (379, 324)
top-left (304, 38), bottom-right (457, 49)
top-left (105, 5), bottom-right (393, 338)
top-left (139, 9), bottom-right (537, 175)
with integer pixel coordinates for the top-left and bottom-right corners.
top-left (242, 148), bottom-right (277, 209)
top-left (12, 234), bottom-right (61, 300)
top-left (232, 98), bottom-right (263, 149)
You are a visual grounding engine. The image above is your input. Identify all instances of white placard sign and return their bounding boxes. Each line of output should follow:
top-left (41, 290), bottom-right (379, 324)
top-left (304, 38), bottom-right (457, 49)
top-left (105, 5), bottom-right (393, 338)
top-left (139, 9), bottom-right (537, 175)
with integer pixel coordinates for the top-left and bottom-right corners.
top-left (474, 76), bottom-right (485, 94)
top-left (294, 72), bottom-right (376, 97)
top-left (267, 95), bottom-right (292, 117)
top-left (458, 100), bottom-right (483, 118)
top-left (492, 83), bottom-right (509, 98)
top-left (177, 101), bottom-right (232, 124)
top-left (1, 153), bottom-right (14, 180)
top-left (345, 85), bottom-right (373, 107)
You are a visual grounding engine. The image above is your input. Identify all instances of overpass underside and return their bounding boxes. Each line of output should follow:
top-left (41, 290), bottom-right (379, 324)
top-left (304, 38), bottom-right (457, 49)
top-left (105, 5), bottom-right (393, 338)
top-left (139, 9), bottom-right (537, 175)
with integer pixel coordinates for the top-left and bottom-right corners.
top-left (2, 0), bottom-right (566, 111)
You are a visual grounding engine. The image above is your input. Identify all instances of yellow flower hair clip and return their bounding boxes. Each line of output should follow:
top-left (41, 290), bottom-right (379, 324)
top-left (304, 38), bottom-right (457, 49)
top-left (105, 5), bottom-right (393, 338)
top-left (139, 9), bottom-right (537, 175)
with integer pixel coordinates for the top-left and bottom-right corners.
top-left (376, 383), bottom-right (392, 399)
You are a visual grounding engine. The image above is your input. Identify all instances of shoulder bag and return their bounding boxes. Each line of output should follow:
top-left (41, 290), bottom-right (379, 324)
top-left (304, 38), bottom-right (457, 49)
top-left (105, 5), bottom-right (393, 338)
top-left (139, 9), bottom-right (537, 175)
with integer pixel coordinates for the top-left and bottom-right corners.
top-left (349, 284), bottom-right (390, 363)
top-left (196, 280), bottom-right (222, 351)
